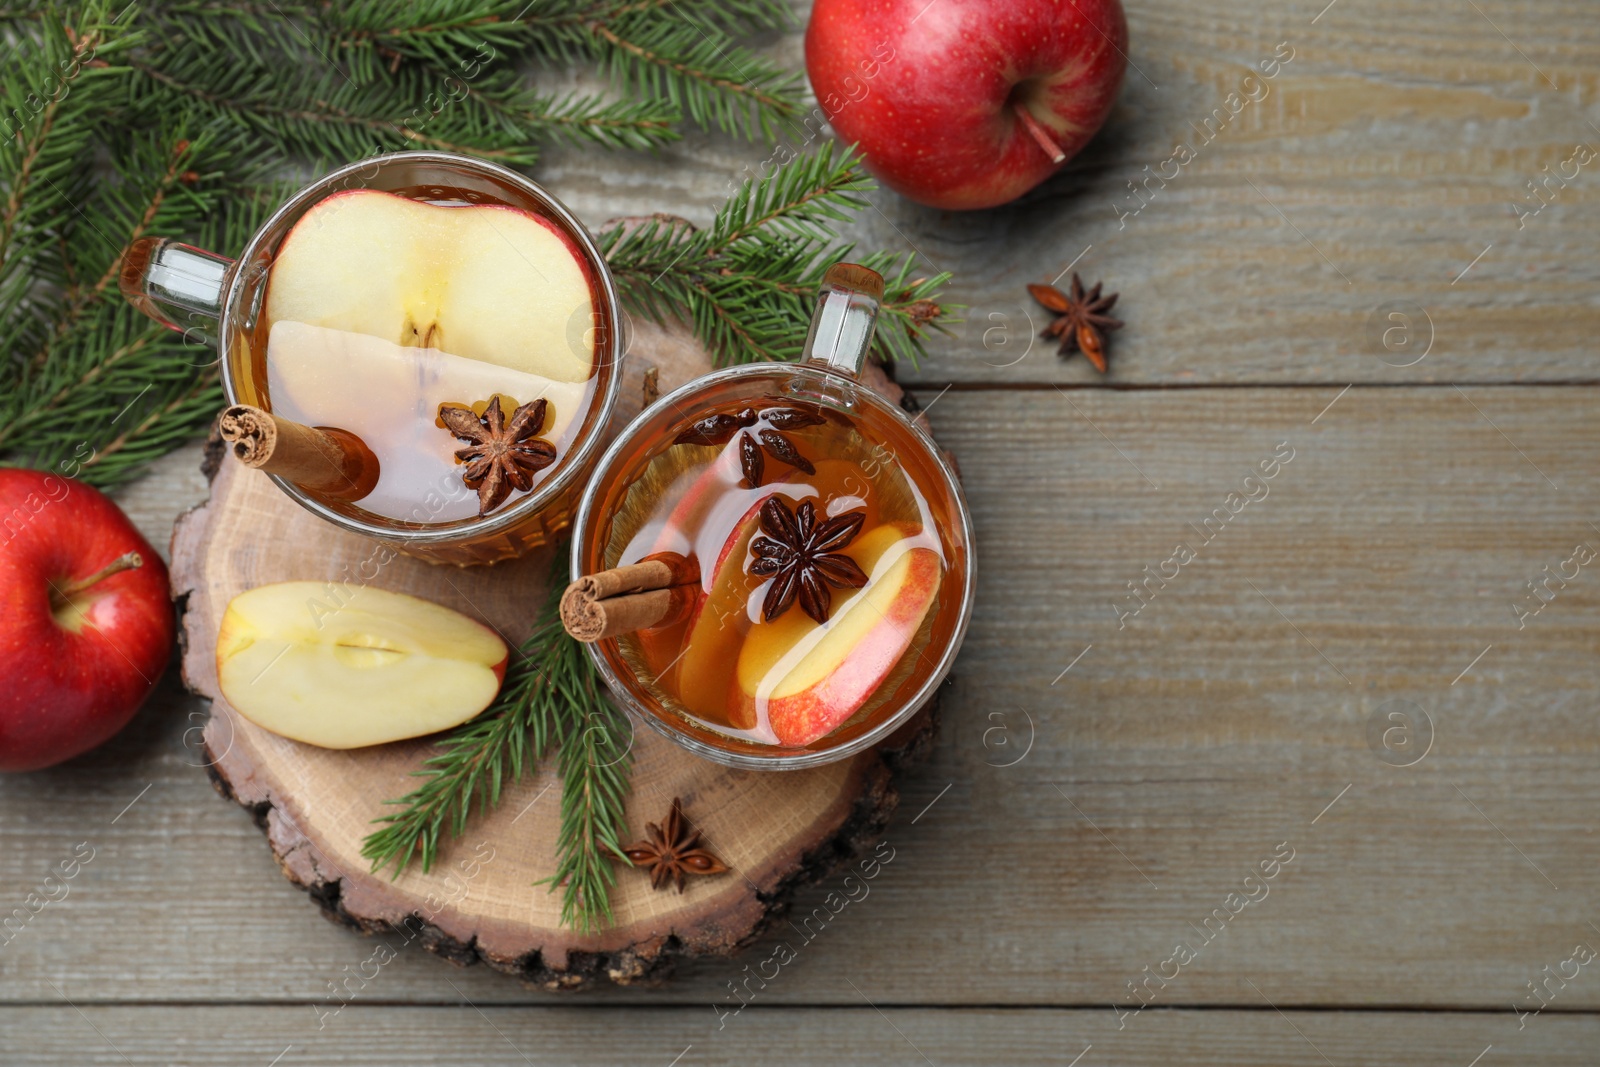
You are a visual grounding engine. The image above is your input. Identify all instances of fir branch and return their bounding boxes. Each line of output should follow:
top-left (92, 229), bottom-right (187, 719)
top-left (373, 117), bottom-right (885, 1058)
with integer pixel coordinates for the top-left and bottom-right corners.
top-left (75, 361), bottom-right (225, 485)
top-left (0, 118), bottom-right (268, 487)
top-left (708, 141), bottom-right (873, 249)
top-left (519, 0), bottom-right (794, 40)
top-left (452, 69), bottom-right (681, 153)
top-left (320, 0), bottom-right (541, 78)
top-left (0, 2), bottom-right (49, 22)
top-left (538, 631), bottom-right (632, 932)
top-left (123, 21), bottom-right (542, 166)
top-left (360, 641), bottom-right (557, 877)
top-left (325, 0), bottom-right (794, 83)
top-left (602, 145), bottom-right (956, 367)
top-left (362, 564), bottom-right (632, 931)
top-left (0, 3), bottom-right (136, 373)
top-left (587, 11), bottom-right (801, 142)
top-left (173, 0), bottom-right (802, 147)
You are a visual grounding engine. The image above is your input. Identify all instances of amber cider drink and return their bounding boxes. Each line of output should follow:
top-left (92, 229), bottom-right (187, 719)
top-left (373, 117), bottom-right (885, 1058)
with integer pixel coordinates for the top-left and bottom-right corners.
top-left (581, 320), bottom-right (970, 755)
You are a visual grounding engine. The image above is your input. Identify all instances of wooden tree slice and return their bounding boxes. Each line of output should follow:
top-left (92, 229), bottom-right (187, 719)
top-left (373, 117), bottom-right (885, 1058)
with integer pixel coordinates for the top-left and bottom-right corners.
top-left (170, 316), bottom-right (940, 989)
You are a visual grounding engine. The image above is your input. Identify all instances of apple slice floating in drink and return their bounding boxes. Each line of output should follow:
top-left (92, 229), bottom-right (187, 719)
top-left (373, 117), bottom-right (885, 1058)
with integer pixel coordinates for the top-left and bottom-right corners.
top-left (622, 450), bottom-right (737, 681)
top-left (258, 188), bottom-right (603, 523)
top-left (734, 523), bottom-right (941, 746)
top-left (265, 189), bottom-right (596, 383)
top-left (672, 494), bottom-right (773, 728)
top-left (628, 456), bottom-right (864, 693)
top-left (216, 582), bottom-right (508, 749)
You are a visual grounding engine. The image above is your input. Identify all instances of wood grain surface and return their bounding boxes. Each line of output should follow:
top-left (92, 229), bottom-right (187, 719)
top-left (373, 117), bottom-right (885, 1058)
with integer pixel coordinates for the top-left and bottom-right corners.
top-left (6, 1007), bottom-right (1599, 1067)
top-left (535, 1), bottom-right (1600, 387)
top-left (4, 0), bottom-right (1599, 1061)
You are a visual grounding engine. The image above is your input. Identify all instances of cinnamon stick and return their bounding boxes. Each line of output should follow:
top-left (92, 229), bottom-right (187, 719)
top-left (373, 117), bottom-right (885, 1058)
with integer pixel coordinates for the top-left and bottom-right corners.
top-left (218, 405), bottom-right (380, 501)
top-left (561, 555), bottom-right (699, 642)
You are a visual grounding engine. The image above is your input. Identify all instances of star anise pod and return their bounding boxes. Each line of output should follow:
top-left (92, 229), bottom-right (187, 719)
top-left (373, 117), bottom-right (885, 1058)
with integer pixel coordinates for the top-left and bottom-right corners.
top-left (749, 497), bottom-right (868, 624)
top-left (437, 396), bottom-right (556, 515)
top-left (674, 406), bottom-right (826, 489)
top-left (1027, 273), bottom-right (1123, 372)
top-left (621, 797), bottom-right (729, 893)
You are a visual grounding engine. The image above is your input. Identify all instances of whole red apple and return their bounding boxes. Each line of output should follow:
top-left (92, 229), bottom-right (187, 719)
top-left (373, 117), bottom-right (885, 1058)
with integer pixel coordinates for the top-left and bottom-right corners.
top-left (0, 469), bottom-right (173, 771)
top-left (806, 0), bottom-right (1128, 210)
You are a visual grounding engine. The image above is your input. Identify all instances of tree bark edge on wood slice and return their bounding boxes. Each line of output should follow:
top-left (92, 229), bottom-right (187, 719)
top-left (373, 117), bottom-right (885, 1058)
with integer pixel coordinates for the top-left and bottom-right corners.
top-left (169, 309), bottom-right (944, 991)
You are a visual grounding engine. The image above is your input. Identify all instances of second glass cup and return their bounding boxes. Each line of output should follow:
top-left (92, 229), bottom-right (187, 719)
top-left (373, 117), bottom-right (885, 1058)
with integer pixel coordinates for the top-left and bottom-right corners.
top-left (122, 151), bottom-right (623, 565)
top-left (567, 265), bottom-right (975, 770)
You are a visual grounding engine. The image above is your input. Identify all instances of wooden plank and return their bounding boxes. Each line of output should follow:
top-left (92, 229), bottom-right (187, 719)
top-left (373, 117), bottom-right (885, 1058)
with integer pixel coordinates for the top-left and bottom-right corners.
top-left (5, 386), bottom-right (1599, 1009)
top-left (2, 1006), bottom-right (1596, 1066)
top-left (535, 1), bottom-right (1600, 385)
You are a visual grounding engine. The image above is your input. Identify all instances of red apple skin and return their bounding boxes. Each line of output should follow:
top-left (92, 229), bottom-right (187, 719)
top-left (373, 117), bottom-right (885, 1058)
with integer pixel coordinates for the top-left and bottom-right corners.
top-left (750, 546), bottom-right (942, 747)
top-left (0, 470), bottom-right (174, 772)
top-left (806, 0), bottom-right (1128, 210)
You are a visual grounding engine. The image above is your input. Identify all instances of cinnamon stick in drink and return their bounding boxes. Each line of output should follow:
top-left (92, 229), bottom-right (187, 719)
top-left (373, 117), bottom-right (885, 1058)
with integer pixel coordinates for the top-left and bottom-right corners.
top-left (560, 555), bottom-right (699, 642)
top-left (218, 404), bottom-right (380, 501)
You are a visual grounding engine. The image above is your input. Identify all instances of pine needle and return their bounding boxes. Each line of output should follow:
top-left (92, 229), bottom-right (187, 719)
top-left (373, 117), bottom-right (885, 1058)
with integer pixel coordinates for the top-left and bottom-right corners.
top-left (602, 142), bottom-right (957, 367)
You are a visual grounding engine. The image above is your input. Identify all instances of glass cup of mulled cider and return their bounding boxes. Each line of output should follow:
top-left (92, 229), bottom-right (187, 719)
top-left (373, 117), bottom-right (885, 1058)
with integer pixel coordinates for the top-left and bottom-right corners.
top-left (120, 151), bottom-right (623, 566)
top-left (565, 264), bottom-right (975, 770)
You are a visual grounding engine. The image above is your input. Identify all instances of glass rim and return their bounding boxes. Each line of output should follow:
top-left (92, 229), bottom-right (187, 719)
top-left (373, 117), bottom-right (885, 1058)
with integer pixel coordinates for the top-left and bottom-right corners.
top-left (219, 150), bottom-right (624, 547)
top-left (570, 360), bottom-right (977, 771)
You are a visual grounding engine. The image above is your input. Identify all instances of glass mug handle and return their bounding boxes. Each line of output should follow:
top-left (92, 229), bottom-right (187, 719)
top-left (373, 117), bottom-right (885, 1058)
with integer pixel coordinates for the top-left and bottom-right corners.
top-left (119, 237), bottom-right (235, 347)
top-left (802, 262), bottom-right (883, 379)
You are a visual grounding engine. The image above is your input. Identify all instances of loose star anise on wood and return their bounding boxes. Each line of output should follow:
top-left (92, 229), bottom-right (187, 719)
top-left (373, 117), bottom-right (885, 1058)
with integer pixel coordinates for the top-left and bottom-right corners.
top-left (674, 406), bottom-right (826, 489)
top-left (749, 497), bottom-right (868, 624)
top-left (437, 395), bottom-right (556, 515)
top-left (621, 797), bottom-right (729, 893)
top-left (1027, 273), bottom-right (1123, 372)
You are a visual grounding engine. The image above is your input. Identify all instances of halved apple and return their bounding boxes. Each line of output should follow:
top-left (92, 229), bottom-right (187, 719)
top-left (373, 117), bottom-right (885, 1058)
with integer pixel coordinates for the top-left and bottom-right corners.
top-left (735, 523), bottom-right (942, 747)
top-left (265, 189), bottom-right (595, 384)
top-left (216, 582), bottom-right (508, 749)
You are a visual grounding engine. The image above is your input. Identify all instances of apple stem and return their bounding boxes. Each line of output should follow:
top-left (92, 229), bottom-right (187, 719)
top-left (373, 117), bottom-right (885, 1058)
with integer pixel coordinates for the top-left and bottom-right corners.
top-left (60, 551), bottom-right (144, 597)
top-left (1013, 104), bottom-right (1066, 164)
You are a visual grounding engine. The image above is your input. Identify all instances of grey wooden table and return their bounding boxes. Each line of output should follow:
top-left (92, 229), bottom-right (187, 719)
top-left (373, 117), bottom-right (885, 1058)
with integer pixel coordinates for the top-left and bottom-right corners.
top-left (6, 1), bottom-right (1600, 1063)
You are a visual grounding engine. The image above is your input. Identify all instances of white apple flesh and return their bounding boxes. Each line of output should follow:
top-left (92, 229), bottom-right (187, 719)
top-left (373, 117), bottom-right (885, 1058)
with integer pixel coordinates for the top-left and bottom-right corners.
top-left (216, 582), bottom-right (508, 749)
top-left (265, 189), bottom-right (596, 384)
